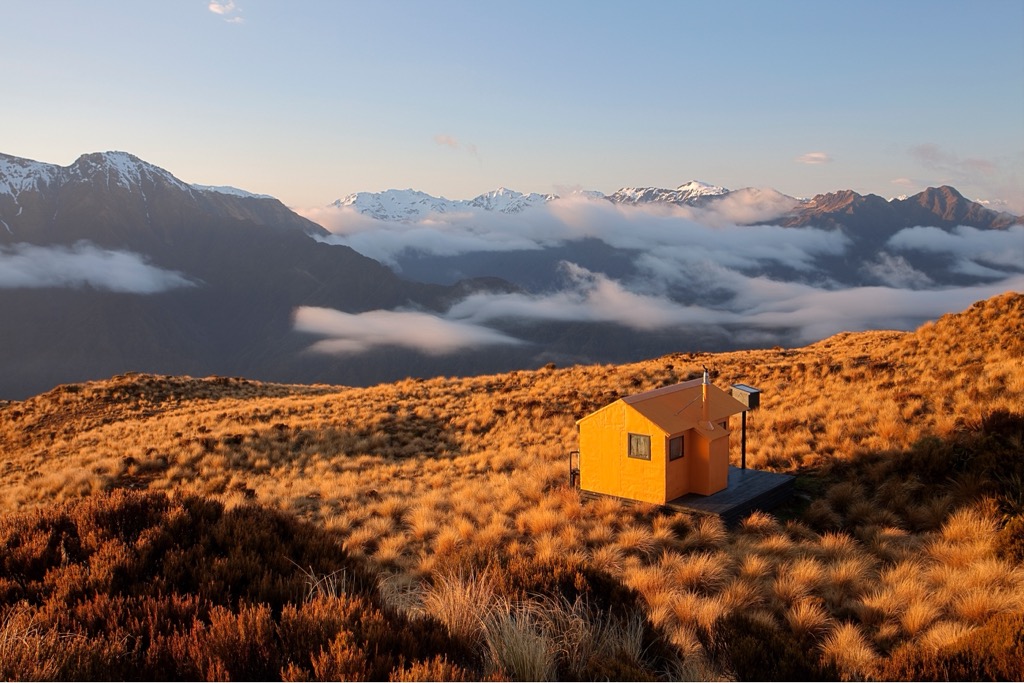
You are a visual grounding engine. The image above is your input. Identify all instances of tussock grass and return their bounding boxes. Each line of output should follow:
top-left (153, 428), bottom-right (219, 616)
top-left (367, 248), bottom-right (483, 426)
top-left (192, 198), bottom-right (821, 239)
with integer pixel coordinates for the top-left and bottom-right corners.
top-left (1, 293), bottom-right (1023, 680)
top-left (822, 622), bottom-right (879, 680)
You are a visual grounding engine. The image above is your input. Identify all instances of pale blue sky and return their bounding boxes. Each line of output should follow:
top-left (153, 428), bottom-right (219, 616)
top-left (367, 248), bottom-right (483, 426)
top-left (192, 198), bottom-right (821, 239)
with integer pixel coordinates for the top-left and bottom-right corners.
top-left (2, 0), bottom-right (1022, 210)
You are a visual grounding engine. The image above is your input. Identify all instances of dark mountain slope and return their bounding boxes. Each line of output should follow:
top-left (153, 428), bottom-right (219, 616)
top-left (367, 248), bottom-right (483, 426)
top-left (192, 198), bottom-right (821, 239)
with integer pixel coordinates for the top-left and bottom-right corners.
top-left (0, 152), bottom-right (461, 398)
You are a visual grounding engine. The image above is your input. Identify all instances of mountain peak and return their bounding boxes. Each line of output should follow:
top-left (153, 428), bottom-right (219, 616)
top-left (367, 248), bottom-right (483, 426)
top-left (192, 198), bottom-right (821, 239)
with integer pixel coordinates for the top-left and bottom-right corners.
top-left (896, 185), bottom-right (1017, 228)
top-left (469, 187), bottom-right (554, 214)
top-left (909, 185), bottom-right (966, 210)
top-left (331, 187), bottom-right (556, 221)
top-left (607, 181), bottom-right (729, 207)
top-left (68, 151), bottom-right (189, 192)
top-left (675, 180), bottom-right (729, 196)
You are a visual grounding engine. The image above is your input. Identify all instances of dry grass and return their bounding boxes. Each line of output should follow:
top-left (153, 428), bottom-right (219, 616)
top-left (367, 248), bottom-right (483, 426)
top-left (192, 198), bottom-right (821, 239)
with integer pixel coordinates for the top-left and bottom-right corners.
top-left (821, 622), bottom-right (879, 681)
top-left (0, 292), bottom-right (1022, 680)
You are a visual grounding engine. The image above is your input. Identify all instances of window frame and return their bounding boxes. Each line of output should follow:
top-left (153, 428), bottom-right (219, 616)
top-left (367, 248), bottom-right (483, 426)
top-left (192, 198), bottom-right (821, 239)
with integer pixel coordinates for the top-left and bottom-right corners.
top-left (668, 435), bottom-right (684, 461)
top-left (627, 432), bottom-right (652, 461)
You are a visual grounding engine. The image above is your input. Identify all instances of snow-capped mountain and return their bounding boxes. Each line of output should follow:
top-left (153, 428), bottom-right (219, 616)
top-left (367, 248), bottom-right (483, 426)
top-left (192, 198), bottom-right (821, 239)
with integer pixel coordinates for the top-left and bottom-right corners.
top-left (0, 151), bottom-right (327, 241)
top-left (0, 149), bottom-right (465, 399)
top-left (606, 180), bottom-right (729, 207)
top-left (331, 187), bottom-right (557, 222)
top-left (467, 187), bottom-right (557, 214)
top-left (2, 147), bottom-right (1021, 402)
top-left (67, 151), bottom-right (194, 193)
top-left (331, 189), bottom-right (466, 222)
top-left (0, 151), bottom-right (203, 202)
top-left (1, 151), bottom-right (277, 204)
top-left (331, 181), bottom-right (730, 222)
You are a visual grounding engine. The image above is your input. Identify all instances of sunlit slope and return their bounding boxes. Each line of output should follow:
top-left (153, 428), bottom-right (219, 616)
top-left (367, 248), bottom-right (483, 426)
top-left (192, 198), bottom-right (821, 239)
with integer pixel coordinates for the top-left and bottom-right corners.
top-left (2, 291), bottom-right (1020, 522)
top-left (2, 292), bottom-right (1022, 680)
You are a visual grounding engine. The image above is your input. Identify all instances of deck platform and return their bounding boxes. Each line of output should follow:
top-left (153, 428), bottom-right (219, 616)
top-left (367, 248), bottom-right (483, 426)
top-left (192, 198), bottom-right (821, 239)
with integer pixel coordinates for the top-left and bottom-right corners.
top-left (578, 466), bottom-right (795, 527)
top-left (664, 466), bottom-right (795, 526)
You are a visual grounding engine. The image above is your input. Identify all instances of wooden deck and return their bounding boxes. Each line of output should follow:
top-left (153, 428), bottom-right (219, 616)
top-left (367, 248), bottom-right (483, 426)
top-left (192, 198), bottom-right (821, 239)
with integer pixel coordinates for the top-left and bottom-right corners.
top-left (664, 466), bottom-right (795, 526)
top-left (578, 466), bottom-right (795, 527)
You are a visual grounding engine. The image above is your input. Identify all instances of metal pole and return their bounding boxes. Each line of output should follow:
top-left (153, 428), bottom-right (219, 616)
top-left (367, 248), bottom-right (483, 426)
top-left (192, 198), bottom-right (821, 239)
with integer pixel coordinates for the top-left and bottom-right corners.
top-left (741, 411), bottom-right (747, 470)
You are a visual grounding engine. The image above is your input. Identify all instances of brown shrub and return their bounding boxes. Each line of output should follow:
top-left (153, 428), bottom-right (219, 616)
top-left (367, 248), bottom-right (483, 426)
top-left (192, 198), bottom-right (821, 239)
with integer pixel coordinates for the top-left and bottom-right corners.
top-left (880, 611), bottom-right (1024, 681)
top-left (0, 490), bottom-right (483, 680)
top-left (712, 611), bottom-right (838, 681)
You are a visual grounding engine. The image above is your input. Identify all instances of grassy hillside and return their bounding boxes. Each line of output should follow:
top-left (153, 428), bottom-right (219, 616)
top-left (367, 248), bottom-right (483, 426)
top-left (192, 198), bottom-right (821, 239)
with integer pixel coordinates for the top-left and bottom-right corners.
top-left (1, 292), bottom-right (1022, 680)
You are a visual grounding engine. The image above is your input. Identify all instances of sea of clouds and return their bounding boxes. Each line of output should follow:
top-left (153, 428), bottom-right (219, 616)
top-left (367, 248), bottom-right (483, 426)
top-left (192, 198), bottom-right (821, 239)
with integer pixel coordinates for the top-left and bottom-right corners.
top-left (294, 196), bottom-right (1023, 356)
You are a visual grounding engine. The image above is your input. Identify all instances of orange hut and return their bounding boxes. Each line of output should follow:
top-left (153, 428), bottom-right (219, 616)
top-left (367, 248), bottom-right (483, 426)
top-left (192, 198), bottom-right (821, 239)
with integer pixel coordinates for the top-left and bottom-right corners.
top-left (575, 370), bottom-right (750, 505)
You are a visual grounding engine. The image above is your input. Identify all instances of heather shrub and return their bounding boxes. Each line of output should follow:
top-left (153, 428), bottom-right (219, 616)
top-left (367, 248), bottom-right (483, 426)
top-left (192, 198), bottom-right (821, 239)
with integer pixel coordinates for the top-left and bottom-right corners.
top-left (713, 611), bottom-right (837, 681)
top-left (0, 490), bottom-right (482, 680)
top-left (879, 611), bottom-right (1024, 681)
top-left (998, 514), bottom-right (1024, 563)
top-left (388, 654), bottom-right (475, 682)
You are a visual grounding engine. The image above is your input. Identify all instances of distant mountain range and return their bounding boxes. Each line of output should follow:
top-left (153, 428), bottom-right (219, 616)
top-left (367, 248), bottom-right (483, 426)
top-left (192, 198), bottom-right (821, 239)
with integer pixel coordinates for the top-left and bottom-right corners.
top-left (333, 180), bottom-right (1019, 233)
top-left (327, 180), bottom-right (1020, 291)
top-left (331, 187), bottom-right (560, 221)
top-left (1, 151), bottom-right (1020, 399)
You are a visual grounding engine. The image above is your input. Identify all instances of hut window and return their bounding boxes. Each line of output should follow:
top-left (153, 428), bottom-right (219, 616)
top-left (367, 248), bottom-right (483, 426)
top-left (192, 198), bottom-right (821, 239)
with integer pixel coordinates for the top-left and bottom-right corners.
top-left (628, 433), bottom-right (651, 460)
top-left (669, 436), bottom-right (684, 461)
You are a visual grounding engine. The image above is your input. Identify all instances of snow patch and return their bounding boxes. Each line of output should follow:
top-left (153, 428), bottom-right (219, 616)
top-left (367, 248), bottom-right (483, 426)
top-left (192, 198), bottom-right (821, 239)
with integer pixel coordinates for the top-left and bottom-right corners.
top-left (191, 184), bottom-right (275, 200)
top-left (0, 154), bottom-right (61, 198)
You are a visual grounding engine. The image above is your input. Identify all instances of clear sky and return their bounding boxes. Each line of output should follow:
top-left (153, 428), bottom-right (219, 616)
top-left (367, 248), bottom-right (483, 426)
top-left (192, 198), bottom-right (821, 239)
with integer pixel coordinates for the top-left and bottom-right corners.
top-left (3, 0), bottom-right (1022, 210)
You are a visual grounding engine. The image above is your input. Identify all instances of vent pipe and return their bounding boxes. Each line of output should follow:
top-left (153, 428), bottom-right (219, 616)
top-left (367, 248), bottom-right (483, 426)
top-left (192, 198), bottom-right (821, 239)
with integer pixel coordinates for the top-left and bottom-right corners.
top-left (702, 365), bottom-right (710, 424)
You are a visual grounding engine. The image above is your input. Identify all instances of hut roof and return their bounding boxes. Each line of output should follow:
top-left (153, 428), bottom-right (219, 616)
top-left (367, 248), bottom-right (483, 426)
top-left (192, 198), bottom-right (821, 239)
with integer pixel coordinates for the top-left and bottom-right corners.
top-left (580, 377), bottom-right (748, 436)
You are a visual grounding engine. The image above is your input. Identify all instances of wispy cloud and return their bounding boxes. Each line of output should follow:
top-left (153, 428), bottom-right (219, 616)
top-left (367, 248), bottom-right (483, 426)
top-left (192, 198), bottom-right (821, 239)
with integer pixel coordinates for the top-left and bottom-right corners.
top-left (434, 133), bottom-right (480, 162)
top-left (860, 252), bottom-right (934, 288)
top-left (433, 134), bottom-right (460, 149)
top-left (293, 306), bottom-right (523, 355)
top-left (208, 1), bottom-right (243, 23)
top-left (910, 143), bottom-right (996, 176)
top-left (0, 242), bottom-right (196, 293)
top-left (448, 263), bottom-right (716, 332)
top-left (795, 151), bottom-right (832, 165)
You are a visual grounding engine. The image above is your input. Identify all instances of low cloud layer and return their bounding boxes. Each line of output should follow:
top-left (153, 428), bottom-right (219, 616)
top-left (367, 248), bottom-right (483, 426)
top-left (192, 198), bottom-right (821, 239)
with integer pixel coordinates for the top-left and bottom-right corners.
top-left (296, 260), bottom-right (1024, 357)
top-left (305, 193), bottom-right (826, 270)
top-left (294, 194), bottom-right (1022, 357)
top-left (449, 264), bottom-right (1024, 344)
top-left (0, 242), bottom-right (196, 293)
top-left (294, 306), bottom-right (522, 355)
top-left (888, 225), bottom-right (1024, 278)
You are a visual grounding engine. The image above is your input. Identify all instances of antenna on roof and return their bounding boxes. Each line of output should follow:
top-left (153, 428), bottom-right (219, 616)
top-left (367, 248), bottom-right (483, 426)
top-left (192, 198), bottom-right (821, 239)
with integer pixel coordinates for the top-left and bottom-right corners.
top-left (675, 393), bottom-right (701, 415)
